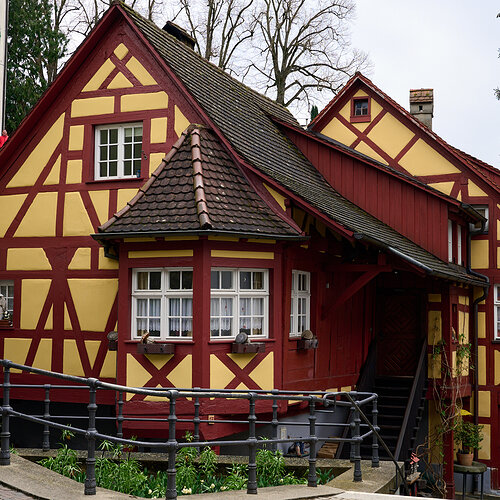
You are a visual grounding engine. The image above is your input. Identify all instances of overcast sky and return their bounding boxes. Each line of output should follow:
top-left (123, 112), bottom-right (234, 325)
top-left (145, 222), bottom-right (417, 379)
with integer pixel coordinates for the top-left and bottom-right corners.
top-left (348, 0), bottom-right (500, 168)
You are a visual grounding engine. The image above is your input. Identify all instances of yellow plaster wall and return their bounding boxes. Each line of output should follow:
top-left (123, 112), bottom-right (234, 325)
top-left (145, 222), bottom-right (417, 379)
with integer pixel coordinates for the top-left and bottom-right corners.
top-left (84, 340), bottom-right (101, 368)
top-left (249, 353), bottom-right (274, 390)
top-left (338, 102), bottom-right (350, 121)
top-left (71, 97), bottom-right (114, 118)
top-left (43, 156), bottom-right (61, 185)
top-left (44, 307), bottom-right (53, 330)
top-left (150, 117), bottom-right (168, 144)
top-left (98, 247), bottom-right (119, 269)
top-left (468, 180), bottom-right (487, 198)
top-left (478, 345), bottom-right (486, 385)
top-left (478, 390), bottom-right (491, 418)
top-left (263, 184), bottom-right (286, 211)
top-left (478, 423), bottom-right (491, 460)
top-left (227, 353), bottom-right (256, 369)
top-left (428, 294), bottom-right (441, 303)
top-left (428, 310), bottom-right (442, 344)
top-left (63, 340), bottom-right (85, 376)
top-left (128, 250), bottom-right (193, 259)
top-left (117, 188), bottom-right (138, 211)
top-left (7, 113), bottom-right (65, 188)
top-left (149, 152), bottom-right (165, 176)
top-left (67, 279), bottom-right (118, 332)
top-left (100, 351), bottom-right (116, 379)
top-left (63, 192), bottom-right (95, 236)
top-left (174, 106), bottom-right (190, 138)
top-left (320, 117), bottom-right (357, 146)
top-left (0, 194), bottom-right (27, 237)
top-left (68, 125), bottom-right (85, 151)
top-left (82, 59), bottom-right (115, 92)
top-left (4, 339), bottom-right (31, 372)
top-left (114, 43), bottom-right (128, 59)
top-left (428, 353), bottom-right (441, 379)
top-left (495, 350), bottom-right (500, 385)
top-left (20, 279), bottom-right (51, 330)
top-left (210, 355), bottom-right (235, 389)
top-left (107, 72), bottom-right (133, 89)
top-left (66, 160), bottom-right (83, 184)
top-left (14, 192), bottom-right (58, 237)
top-left (121, 91), bottom-right (168, 113)
top-left (471, 239), bottom-right (489, 269)
top-left (68, 248), bottom-right (92, 270)
top-left (126, 354), bottom-right (153, 399)
top-left (125, 57), bottom-right (157, 86)
top-left (399, 138), bottom-right (461, 176)
top-left (428, 181), bottom-right (455, 196)
top-left (64, 303), bottom-right (72, 330)
top-left (354, 141), bottom-right (388, 164)
top-left (7, 248), bottom-right (52, 270)
top-left (211, 250), bottom-right (274, 259)
top-left (89, 190), bottom-right (110, 225)
top-left (478, 311), bottom-right (486, 339)
top-left (367, 112), bottom-right (415, 159)
top-left (32, 339), bottom-right (52, 371)
top-left (168, 355), bottom-right (192, 388)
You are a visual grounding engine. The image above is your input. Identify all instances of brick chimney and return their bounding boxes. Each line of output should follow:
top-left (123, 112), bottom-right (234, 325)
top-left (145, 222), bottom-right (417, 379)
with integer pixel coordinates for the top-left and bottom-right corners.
top-left (409, 89), bottom-right (434, 130)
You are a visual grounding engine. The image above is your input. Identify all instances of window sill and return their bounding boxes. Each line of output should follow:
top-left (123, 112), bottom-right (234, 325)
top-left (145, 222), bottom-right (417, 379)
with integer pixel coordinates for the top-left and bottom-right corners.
top-left (137, 343), bottom-right (175, 354)
top-left (125, 339), bottom-right (194, 344)
top-left (86, 177), bottom-right (145, 185)
top-left (209, 338), bottom-right (274, 344)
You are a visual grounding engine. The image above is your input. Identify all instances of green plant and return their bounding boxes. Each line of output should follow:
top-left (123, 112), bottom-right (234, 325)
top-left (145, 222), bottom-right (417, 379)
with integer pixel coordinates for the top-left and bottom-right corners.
top-left (316, 468), bottom-right (335, 484)
top-left (454, 419), bottom-right (483, 453)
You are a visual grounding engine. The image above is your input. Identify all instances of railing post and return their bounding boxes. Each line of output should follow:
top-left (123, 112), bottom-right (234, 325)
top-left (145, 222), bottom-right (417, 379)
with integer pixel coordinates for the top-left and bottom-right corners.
top-left (307, 397), bottom-right (317, 487)
top-left (116, 391), bottom-right (124, 439)
top-left (352, 393), bottom-right (362, 482)
top-left (0, 362), bottom-right (11, 465)
top-left (166, 390), bottom-right (178, 500)
top-left (193, 388), bottom-right (200, 453)
top-left (84, 378), bottom-right (98, 495)
top-left (271, 390), bottom-right (278, 452)
top-left (371, 396), bottom-right (379, 468)
top-left (42, 384), bottom-right (51, 451)
top-left (247, 393), bottom-right (257, 495)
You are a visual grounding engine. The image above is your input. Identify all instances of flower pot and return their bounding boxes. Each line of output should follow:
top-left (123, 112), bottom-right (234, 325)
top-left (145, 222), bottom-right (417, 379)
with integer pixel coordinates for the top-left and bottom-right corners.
top-left (457, 452), bottom-right (473, 466)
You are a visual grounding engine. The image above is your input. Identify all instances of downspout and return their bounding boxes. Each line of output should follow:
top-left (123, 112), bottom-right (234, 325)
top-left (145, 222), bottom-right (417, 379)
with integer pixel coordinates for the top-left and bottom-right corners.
top-left (467, 221), bottom-right (489, 460)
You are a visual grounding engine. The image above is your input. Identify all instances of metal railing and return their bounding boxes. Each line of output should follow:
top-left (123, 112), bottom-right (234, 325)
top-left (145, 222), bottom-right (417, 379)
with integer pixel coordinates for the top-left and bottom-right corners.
top-left (0, 359), bottom-right (392, 498)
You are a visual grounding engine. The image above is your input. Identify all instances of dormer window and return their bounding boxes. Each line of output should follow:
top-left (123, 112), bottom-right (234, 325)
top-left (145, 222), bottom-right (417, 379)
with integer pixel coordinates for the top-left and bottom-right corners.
top-left (351, 97), bottom-right (371, 123)
top-left (95, 123), bottom-right (143, 180)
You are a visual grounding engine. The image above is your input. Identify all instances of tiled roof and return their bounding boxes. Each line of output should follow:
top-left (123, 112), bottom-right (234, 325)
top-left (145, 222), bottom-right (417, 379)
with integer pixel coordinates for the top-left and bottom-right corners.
top-left (115, 5), bottom-right (486, 285)
top-left (409, 89), bottom-right (433, 103)
top-left (99, 126), bottom-right (301, 238)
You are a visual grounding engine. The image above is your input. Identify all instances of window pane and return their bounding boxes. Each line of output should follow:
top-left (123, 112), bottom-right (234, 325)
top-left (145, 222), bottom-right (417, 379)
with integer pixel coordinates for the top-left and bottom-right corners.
top-left (253, 298), bottom-right (263, 315)
top-left (240, 317), bottom-right (250, 334)
top-left (137, 272), bottom-right (149, 290)
top-left (221, 298), bottom-right (233, 316)
top-left (240, 297), bottom-right (251, 316)
top-left (100, 163), bottom-right (107, 178)
top-left (240, 271), bottom-right (251, 289)
top-left (109, 145), bottom-right (118, 161)
top-left (124, 127), bottom-right (132, 141)
top-left (211, 271), bottom-right (219, 289)
top-left (181, 319), bottom-right (192, 337)
top-left (253, 272), bottom-right (263, 290)
top-left (134, 143), bottom-right (142, 159)
top-left (252, 317), bottom-right (263, 336)
top-left (210, 317), bottom-right (220, 336)
top-left (149, 299), bottom-right (161, 316)
top-left (221, 271), bottom-right (232, 289)
top-left (149, 272), bottom-right (161, 289)
top-left (134, 127), bottom-right (143, 141)
top-left (149, 318), bottom-right (160, 337)
top-left (210, 298), bottom-right (220, 316)
top-left (182, 271), bottom-right (193, 289)
top-left (169, 318), bottom-right (180, 336)
top-left (169, 298), bottom-right (180, 317)
top-left (137, 318), bottom-right (147, 336)
top-left (124, 160), bottom-right (132, 176)
top-left (221, 317), bottom-right (232, 336)
top-left (100, 129), bottom-right (108, 144)
top-left (182, 298), bottom-right (193, 316)
top-left (100, 145), bottom-right (107, 161)
top-left (137, 299), bottom-right (147, 316)
top-left (109, 161), bottom-right (117, 177)
top-left (124, 144), bottom-right (132, 159)
top-left (109, 128), bottom-right (118, 143)
top-left (170, 271), bottom-right (180, 289)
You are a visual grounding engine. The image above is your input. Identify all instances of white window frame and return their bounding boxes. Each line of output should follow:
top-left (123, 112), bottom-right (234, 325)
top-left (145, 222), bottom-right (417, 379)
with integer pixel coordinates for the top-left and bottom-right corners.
top-left (95, 122), bottom-right (143, 180)
top-left (0, 280), bottom-right (14, 318)
top-left (210, 268), bottom-right (269, 339)
top-left (495, 285), bottom-right (500, 340)
top-left (471, 205), bottom-right (489, 234)
top-left (448, 220), bottom-right (453, 263)
top-left (457, 225), bottom-right (462, 266)
top-left (131, 268), bottom-right (193, 340)
top-left (290, 270), bottom-right (311, 338)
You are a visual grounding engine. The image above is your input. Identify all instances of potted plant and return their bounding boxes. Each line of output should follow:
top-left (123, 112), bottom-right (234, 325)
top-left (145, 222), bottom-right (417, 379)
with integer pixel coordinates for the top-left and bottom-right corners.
top-left (454, 419), bottom-right (483, 466)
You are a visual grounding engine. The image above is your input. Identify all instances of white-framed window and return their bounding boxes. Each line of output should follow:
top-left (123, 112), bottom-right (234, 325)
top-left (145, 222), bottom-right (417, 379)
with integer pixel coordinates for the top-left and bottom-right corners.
top-left (495, 285), bottom-right (500, 340)
top-left (290, 270), bottom-right (310, 337)
top-left (457, 225), bottom-right (462, 265)
top-left (448, 219), bottom-right (453, 263)
top-left (210, 269), bottom-right (268, 338)
top-left (471, 205), bottom-right (489, 233)
top-left (131, 268), bottom-right (193, 339)
top-left (95, 123), bottom-right (143, 180)
top-left (0, 280), bottom-right (14, 317)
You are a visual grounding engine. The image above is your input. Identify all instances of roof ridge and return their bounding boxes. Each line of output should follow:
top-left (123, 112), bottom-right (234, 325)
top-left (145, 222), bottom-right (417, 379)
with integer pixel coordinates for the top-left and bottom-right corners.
top-left (191, 128), bottom-right (212, 229)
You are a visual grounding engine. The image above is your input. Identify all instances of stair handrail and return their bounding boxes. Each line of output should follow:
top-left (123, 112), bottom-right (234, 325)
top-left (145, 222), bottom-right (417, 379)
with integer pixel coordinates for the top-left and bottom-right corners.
top-left (394, 339), bottom-right (427, 461)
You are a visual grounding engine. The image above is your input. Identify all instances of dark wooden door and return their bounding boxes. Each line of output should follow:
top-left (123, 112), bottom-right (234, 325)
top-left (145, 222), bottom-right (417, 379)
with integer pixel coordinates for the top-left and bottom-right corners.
top-left (376, 293), bottom-right (421, 377)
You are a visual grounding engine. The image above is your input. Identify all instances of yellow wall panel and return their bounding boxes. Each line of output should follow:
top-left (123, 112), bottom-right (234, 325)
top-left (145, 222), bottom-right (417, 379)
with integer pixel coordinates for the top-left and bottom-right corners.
top-left (20, 279), bottom-right (51, 330)
top-left (66, 160), bottom-right (82, 184)
top-left (174, 105), bottom-right (190, 138)
top-left (32, 339), bottom-right (52, 371)
top-left (428, 181), bottom-right (455, 196)
top-left (227, 353), bottom-right (256, 370)
top-left (114, 43), bottom-right (128, 60)
top-left (495, 351), bottom-right (500, 385)
top-left (478, 423), bottom-right (491, 460)
top-left (149, 152), bottom-right (164, 177)
top-left (107, 72), bottom-right (133, 89)
top-left (210, 354), bottom-right (235, 389)
top-left (399, 138), bottom-right (461, 176)
top-left (14, 192), bottom-right (57, 237)
top-left (43, 156), bottom-right (61, 185)
top-left (68, 248), bottom-right (91, 270)
top-left (82, 59), bottom-right (115, 92)
top-left (84, 340), bottom-right (101, 369)
top-left (121, 92), bottom-right (168, 112)
top-left (63, 192), bottom-right (95, 236)
top-left (7, 113), bottom-right (65, 188)
top-left (370, 99), bottom-right (383, 120)
top-left (168, 355), bottom-right (192, 388)
top-left (367, 112), bottom-right (415, 159)
top-left (354, 141), bottom-right (388, 165)
top-left (471, 239), bottom-right (488, 269)
top-left (89, 190), bottom-right (110, 225)
top-left (211, 250), bottom-right (273, 259)
top-left (145, 354), bottom-right (172, 370)
top-left (478, 311), bottom-right (486, 339)
top-left (338, 102), bottom-right (350, 121)
top-left (7, 248), bottom-right (52, 270)
top-left (117, 188), bottom-right (138, 211)
top-left (68, 278), bottom-right (118, 332)
top-left (4, 339), bottom-right (31, 372)
top-left (125, 57), bottom-right (157, 85)
top-left (320, 117), bottom-right (357, 146)
top-left (263, 184), bottom-right (286, 211)
top-left (128, 250), bottom-right (193, 258)
top-left (126, 354), bottom-right (153, 399)
top-left (352, 122), bottom-right (370, 132)
top-left (0, 194), bottom-right (27, 237)
top-left (63, 339), bottom-right (85, 376)
top-left (100, 351), bottom-right (116, 379)
top-left (150, 117), bottom-right (168, 144)
top-left (64, 303), bottom-right (72, 330)
top-left (234, 383), bottom-right (250, 391)
top-left (68, 125), bottom-right (85, 151)
top-left (99, 247), bottom-right (119, 269)
top-left (71, 97), bottom-right (114, 118)
top-left (478, 390), bottom-right (490, 417)
top-left (44, 306), bottom-right (53, 330)
top-left (468, 180), bottom-right (487, 198)
top-left (249, 352), bottom-right (274, 390)
top-left (428, 311), bottom-right (442, 345)
top-left (428, 353), bottom-right (441, 379)
top-left (428, 294), bottom-right (441, 303)
top-left (478, 345), bottom-right (486, 385)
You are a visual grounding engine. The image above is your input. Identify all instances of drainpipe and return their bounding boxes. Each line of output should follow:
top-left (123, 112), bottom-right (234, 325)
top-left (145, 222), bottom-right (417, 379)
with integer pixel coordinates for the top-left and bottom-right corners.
top-left (467, 221), bottom-right (489, 460)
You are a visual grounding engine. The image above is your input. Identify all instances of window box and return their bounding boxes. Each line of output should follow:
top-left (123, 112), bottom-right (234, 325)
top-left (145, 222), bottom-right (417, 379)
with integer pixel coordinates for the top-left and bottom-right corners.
top-left (0, 319), bottom-right (12, 330)
top-left (137, 343), bottom-right (175, 354)
top-left (296, 338), bottom-right (318, 350)
top-left (231, 342), bottom-right (266, 354)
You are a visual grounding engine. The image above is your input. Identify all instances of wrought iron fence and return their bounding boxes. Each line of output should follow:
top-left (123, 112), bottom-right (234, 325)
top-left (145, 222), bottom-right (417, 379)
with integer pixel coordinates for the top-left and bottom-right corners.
top-left (0, 359), bottom-right (403, 498)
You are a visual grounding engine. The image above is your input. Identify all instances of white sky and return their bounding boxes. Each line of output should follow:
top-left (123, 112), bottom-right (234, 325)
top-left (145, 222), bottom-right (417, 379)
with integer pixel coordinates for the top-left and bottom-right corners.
top-left (348, 0), bottom-right (500, 168)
